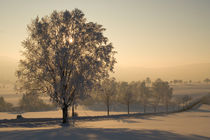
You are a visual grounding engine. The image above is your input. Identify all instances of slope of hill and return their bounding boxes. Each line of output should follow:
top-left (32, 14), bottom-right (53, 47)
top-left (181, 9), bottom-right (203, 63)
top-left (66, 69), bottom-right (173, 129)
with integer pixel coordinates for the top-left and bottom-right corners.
top-left (1, 55), bottom-right (210, 83)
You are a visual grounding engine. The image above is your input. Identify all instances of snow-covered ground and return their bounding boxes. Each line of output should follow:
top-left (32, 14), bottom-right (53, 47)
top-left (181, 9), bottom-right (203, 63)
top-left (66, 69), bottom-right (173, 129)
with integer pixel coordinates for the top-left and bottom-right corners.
top-left (0, 104), bottom-right (210, 140)
top-left (0, 105), bottom-right (133, 120)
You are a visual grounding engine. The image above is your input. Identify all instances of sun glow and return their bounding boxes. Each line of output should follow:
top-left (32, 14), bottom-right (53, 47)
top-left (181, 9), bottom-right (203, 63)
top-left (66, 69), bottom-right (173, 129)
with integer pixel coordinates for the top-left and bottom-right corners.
top-left (69, 38), bottom-right (73, 43)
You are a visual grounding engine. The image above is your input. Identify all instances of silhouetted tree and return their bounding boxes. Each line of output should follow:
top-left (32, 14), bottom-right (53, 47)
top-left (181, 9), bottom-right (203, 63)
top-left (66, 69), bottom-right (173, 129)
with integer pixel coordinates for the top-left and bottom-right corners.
top-left (71, 100), bottom-right (75, 117)
top-left (138, 81), bottom-right (150, 113)
top-left (151, 79), bottom-right (173, 113)
top-left (161, 82), bottom-right (173, 112)
top-left (145, 77), bottom-right (151, 87)
top-left (204, 78), bottom-right (210, 84)
top-left (16, 9), bottom-right (116, 123)
top-left (118, 82), bottom-right (135, 114)
top-left (97, 78), bottom-right (117, 116)
top-left (173, 80), bottom-right (183, 84)
top-left (151, 79), bottom-right (163, 112)
top-left (71, 97), bottom-right (78, 117)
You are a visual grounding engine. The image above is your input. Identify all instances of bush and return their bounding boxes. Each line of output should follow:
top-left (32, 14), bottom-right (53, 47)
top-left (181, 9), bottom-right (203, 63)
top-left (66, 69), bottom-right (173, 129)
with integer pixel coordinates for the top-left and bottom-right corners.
top-left (16, 114), bottom-right (24, 120)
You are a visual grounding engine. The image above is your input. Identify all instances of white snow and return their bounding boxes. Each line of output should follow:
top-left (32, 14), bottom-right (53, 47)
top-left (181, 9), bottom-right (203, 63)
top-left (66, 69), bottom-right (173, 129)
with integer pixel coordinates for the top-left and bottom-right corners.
top-left (0, 104), bottom-right (210, 140)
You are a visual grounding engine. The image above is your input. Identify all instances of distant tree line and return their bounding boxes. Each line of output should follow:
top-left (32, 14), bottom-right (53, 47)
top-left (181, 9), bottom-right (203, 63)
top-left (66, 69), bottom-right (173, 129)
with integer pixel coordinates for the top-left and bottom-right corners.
top-left (170, 80), bottom-right (183, 84)
top-left (1, 78), bottom-right (193, 117)
top-left (85, 78), bottom-right (192, 116)
top-left (204, 78), bottom-right (210, 84)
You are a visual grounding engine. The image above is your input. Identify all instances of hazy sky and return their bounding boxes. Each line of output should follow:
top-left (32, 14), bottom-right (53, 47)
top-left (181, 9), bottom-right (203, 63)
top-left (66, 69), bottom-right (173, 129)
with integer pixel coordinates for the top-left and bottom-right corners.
top-left (0, 0), bottom-right (210, 68)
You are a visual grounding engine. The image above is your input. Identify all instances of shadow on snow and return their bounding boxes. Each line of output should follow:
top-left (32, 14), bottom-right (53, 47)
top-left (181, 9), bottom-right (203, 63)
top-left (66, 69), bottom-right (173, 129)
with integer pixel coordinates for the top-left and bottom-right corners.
top-left (0, 128), bottom-right (209, 140)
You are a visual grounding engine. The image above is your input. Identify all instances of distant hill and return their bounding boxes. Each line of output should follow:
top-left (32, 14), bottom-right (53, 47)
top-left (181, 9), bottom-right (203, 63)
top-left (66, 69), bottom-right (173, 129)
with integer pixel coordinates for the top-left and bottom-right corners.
top-left (1, 55), bottom-right (210, 83)
top-left (112, 63), bottom-right (210, 82)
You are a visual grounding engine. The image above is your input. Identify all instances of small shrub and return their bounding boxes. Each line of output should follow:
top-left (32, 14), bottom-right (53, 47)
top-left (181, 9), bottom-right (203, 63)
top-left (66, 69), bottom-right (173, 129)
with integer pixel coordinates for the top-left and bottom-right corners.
top-left (16, 114), bottom-right (24, 120)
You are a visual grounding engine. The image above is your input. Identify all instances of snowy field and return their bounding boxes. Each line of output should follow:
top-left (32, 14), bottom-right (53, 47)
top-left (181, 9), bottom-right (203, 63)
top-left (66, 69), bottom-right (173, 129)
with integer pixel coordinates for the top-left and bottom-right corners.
top-left (0, 104), bottom-right (210, 140)
top-left (0, 106), bottom-right (132, 120)
top-left (0, 84), bottom-right (210, 140)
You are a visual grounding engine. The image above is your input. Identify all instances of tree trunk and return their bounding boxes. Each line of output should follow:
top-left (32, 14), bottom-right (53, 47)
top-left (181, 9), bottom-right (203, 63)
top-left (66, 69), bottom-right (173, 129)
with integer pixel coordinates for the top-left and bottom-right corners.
top-left (62, 104), bottom-right (68, 124)
top-left (127, 103), bottom-right (130, 115)
top-left (106, 97), bottom-right (110, 116)
top-left (72, 102), bottom-right (75, 117)
top-left (107, 104), bottom-right (110, 116)
top-left (144, 104), bottom-right (146, 113)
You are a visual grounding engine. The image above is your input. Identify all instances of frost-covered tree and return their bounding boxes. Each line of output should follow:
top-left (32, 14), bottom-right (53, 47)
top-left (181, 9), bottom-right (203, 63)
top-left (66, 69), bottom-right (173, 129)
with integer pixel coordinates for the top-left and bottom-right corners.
top-left (145, 77), bottom-right (151, 87)
top-left (151, 79), bottom-right (173, 113)
top-left (161, 82), bottom-right (173, 112)
top-left (138, 81), bottom-right (150, 113)
top-left (16, 9), bottom-right (116, 123)
top-left (118, 82), bottom-right (135, 115)
top-left (97, 78), bottom-right (117, 116)
top-left (151, 79), bottom-right (163, 112)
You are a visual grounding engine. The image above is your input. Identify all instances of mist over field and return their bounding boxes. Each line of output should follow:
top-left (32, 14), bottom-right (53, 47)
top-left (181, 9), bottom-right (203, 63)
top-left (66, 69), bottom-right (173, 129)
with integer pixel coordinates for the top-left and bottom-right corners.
top-left (1, 55), bottom-right (210, 84)
top-left (0, 56), bottom-right (17, 84)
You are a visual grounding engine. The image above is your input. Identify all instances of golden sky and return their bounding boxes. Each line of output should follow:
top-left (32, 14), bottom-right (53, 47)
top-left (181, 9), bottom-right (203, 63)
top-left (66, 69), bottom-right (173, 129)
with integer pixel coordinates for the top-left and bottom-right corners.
top-left (0, 0), bottom-right (210, 81)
